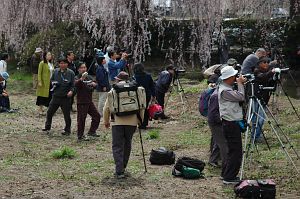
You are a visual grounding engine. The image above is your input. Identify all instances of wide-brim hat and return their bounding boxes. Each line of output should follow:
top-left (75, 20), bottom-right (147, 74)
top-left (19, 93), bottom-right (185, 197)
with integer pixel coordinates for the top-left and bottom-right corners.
top-left (35, 47), bottom-right (43, 53)
top-left (220, 66), bottom-right (238, 80)
top-left (227, 58), bottom-right (238, 66)
top-left (0, 72), bottom-right (9, 80)
top-left (115, 71), bottom-right (129, 81)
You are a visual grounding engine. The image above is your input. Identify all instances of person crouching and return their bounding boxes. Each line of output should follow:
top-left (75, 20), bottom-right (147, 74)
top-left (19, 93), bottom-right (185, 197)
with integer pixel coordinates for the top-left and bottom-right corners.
top-left (103, 71), bottom-right (145, 179)
top-left (75, 63), bottom-right (100, 141)
top-left (218, 66), bottom-right (246, 185)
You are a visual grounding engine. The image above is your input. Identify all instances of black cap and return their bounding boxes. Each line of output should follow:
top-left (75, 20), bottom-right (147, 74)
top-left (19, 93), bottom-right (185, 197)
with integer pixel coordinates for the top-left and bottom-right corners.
top-left (57, 56), bottom-right (68, 63)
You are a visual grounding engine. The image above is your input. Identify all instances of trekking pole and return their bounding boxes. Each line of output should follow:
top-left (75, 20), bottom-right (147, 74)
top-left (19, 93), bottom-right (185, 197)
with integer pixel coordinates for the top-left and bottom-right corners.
top-left (138, 127), bottom-right (147, 173)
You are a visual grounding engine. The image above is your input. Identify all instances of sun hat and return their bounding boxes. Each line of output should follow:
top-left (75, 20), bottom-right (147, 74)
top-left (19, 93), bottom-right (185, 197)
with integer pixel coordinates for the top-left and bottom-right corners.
top-left (220, 66), bottom-right (238, 80)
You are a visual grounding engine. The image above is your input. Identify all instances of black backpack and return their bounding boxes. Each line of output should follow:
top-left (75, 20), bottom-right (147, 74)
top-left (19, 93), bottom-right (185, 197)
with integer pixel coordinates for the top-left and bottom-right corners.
top-left (172, 157), bottom-right (205, 178)
top-left (149, 147), bottom-right (175, 165)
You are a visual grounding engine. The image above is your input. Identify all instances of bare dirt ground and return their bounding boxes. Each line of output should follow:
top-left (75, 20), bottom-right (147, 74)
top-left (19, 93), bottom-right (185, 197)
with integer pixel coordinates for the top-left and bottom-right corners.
top-left (0, 80), bottom-right (299, 199)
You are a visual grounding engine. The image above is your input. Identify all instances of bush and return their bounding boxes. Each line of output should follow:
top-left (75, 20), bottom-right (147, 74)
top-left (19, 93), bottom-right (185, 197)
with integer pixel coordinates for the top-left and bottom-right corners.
top-left (146, 129), bottom-right (160, 140)
top-left (51, 146), bottom-right (77, 159)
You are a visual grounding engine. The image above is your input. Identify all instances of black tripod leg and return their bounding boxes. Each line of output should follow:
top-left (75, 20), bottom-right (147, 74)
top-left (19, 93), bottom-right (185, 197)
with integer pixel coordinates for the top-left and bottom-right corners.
top-left (277, 80), bottom-right (300, 120)
top-left (265, 105), bottom-right (300, 159)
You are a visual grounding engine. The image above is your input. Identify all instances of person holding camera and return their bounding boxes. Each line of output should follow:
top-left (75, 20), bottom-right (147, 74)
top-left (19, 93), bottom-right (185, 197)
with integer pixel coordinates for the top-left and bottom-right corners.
top-left (155, 65), bottom-right (175, 119)
top-left (75, 63), bottom-right (100, 141)
top-left (96, 52), bottom-right (111, 117)
top-left (251, 57), bottom-right (276, 142)
top-left (43, 57), bottom-right (75, 135)
top-left (241, 48), bottom-right (266, 74)
top-left (218, 66), bottom-right (246, 184)
top-left (108, 50), bottom-right (127, 83)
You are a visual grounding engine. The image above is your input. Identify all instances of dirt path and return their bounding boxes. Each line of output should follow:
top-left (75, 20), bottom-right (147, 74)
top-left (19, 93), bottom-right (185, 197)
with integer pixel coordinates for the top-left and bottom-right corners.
top-left (0, 85), bottom-right (299, 198)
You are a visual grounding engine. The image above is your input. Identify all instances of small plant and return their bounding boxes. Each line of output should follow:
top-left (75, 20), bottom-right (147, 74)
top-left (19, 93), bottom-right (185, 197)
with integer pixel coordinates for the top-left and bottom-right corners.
top-left (146, 129), bottom-right (160, 140)
top-left (51, 146), bottom-right (76, 159)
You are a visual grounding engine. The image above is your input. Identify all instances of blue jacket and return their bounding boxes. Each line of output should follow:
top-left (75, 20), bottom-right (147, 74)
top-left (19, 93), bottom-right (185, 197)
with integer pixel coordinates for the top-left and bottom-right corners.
top-left (108, 59), bottom-right (127, 81)
top-left (155, 70), bottom-right (173, 93)
top-left (134, 72), bottom-right (155, 98)
top-left (96, 64), bottom-right (110, 92)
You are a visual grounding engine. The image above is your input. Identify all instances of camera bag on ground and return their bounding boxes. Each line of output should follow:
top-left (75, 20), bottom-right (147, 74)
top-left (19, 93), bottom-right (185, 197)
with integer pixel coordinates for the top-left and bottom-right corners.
top-left (199, 88), bottom-right (216, 117)
top-left (148, 103), bottom-right (163, 120)
top-left (234, 179), bottom-right (276, 199)
top-left (172, 157), bottom-right (205, 179)
top-left (149, 147), bottom-right (175, 165)
top-left (108, 81), bottom-right (146, 116)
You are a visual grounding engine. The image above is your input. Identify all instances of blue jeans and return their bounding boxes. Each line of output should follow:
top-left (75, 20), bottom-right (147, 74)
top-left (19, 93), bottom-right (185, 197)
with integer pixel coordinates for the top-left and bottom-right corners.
top-left (251, 100), bottom-right (266, 139)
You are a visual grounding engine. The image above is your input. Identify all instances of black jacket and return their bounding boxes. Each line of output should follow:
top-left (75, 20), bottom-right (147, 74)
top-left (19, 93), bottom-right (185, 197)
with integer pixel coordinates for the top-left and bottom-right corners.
top-left (253, 68), bottom-right (275, 105)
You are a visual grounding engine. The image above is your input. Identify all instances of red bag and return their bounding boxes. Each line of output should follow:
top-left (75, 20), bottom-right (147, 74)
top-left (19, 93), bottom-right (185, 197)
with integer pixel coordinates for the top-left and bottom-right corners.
top-left (148, 104), bottom-right (163, 119)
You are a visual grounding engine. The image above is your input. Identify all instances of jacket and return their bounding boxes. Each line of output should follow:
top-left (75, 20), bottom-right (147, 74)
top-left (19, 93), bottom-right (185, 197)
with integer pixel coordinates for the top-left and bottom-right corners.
top-left (134, 72), bottom-right (155, 98)
top-left (96, 64), bottom-right (111, 92)
top-left (36, 61), bottom-right (53, 97)
top-left (155, 70), bottom-right (173, 93)
top-left (253, 68), bottom-right (275, 105)
top-left (31, 53), bottom-right (41, 74)
top-left (75, 74), bottom-right (96, 104)
top-left (108, 59), bottom-right (127, 81)
top-left (51, 68), bottom-right (75, 98)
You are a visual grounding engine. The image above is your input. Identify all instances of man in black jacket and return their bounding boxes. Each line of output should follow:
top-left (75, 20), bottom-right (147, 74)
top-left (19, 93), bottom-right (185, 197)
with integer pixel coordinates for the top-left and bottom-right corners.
top-left (43, 57), bottom-right (75, 135)
top-left (252, 57), bottom-right (276, 141)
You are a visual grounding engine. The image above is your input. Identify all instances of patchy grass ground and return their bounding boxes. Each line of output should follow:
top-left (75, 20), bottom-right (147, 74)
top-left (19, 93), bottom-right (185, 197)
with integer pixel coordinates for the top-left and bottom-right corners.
top-left (0, 77), bottom-right (299, 199)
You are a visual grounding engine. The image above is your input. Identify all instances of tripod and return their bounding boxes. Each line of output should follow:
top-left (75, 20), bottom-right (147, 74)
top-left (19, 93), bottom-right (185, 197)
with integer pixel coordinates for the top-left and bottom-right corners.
top-left (164, 76), bottom-right (190, 114)
top-left (240, 81), bottom-right (299, 180)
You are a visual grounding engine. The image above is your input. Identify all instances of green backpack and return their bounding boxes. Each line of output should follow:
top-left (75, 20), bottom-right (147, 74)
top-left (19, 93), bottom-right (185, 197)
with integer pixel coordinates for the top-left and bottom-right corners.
top-left (181, 166), bottom-right (202, 179)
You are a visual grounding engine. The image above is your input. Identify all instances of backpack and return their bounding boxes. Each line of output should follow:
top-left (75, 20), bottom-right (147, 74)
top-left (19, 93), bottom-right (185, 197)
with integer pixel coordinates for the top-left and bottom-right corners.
top-left (199, 87), bottom-right (216, 117)
top-left (172, 157), bottom-right (205, 179)
top-left (108, 81), bottom-right (146, 117)
top-left (234, 179), bottom-right (276, 199)
top-left (149, 147), bottom-right (175, 165)
top-left (148, 103), bottom-right (163, 120)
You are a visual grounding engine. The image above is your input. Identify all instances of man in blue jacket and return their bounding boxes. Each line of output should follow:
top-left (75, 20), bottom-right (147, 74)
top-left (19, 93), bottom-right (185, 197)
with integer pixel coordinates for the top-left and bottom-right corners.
top-left (108, 50), bottom-right (128, 83)
top-left (96, 52), bottom-right (111, 117)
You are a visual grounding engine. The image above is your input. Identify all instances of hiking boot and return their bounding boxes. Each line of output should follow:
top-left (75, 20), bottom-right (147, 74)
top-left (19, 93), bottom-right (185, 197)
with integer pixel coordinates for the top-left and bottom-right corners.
top-left (223, 177), bottom-right (240, 185)
top-left (160, 114), bottom-right (169, 120)
top-left (114, 172), bottom-right (125, 179)
top-left (62, 131), bottom-right (71, 136)
top-left (87, 132), bottom-right (100, 137)
top-left (78, 135), bottom-right (90, 142)
top-left (42, 127), bottom-right (51, 131)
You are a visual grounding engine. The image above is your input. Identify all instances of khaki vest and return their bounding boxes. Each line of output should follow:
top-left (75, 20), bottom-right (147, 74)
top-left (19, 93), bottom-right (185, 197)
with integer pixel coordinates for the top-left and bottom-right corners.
top-left (218, 83), bottom-right (243, 121)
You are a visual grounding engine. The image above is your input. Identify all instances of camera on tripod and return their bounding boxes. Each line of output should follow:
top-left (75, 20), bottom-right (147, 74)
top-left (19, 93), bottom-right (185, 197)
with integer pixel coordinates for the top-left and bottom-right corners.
top-left (174, 68), bottom-right (186, 79)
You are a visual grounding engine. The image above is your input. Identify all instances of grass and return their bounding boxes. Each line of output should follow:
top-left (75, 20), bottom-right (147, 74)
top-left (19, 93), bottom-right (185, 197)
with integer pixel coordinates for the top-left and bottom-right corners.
top-left (51, 146), bottom-right (77, 159)
top-left (146, 129), bottom-right (160, 140)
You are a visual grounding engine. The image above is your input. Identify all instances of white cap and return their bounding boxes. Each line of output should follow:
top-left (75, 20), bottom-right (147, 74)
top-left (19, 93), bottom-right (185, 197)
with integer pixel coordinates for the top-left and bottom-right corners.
top-left (35, 47), bottom-right (43, 53)
top-left (220, 66), bottom-right (238, 80)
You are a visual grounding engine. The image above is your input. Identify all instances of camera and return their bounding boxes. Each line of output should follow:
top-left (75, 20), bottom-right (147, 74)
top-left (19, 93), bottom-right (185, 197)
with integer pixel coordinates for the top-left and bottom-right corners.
top-left (174, 68), bottom-right (186, 79)
top-left (50, 81), bottom-right (60, 91)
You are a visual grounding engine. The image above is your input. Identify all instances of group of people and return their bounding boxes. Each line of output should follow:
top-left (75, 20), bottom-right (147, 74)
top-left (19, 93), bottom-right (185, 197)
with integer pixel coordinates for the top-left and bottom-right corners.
top-left (24, 46), bottom-right (176, 178)
top-left (205, 48), bottom-right (279, 184)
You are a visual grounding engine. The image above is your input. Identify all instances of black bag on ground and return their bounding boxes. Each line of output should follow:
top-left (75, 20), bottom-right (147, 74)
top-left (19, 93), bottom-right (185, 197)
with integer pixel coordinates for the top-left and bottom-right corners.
top-left (257, 179), bottom-right (276, 199)
top-left (234, 179), bottom-right (276, 199)
top-left (172, 157), bottom-right (205, 179)
top-left (174, 157), bottom-right (205, 172)
top-left (149, 147), bottom-right (175, 165)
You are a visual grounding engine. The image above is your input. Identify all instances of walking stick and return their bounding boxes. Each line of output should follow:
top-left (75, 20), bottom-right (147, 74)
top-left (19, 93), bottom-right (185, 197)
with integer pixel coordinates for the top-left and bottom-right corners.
top-left (138, 127), bottom-right (147, 173)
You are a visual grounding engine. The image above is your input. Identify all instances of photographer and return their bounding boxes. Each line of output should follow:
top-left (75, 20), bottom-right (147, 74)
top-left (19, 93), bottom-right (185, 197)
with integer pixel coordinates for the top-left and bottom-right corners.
top-left (108, 50), bottom-right (127, 83)
top-left (0, 72), bottom-right (11, 112)
top-left (241, 48), bottom-right (266, 74)
top-left (43, 57), bottom-right (75, 135)
top-left (251, 57), bottom-right (276, 142)
top-left (96, 52), bottom-right (111, 117)
top-left (155, 65), bottom-right (175, 119)
top-left (218, 66), bottom-right (246, 184)
top-left (75, 63), bottom-right (100, 141)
